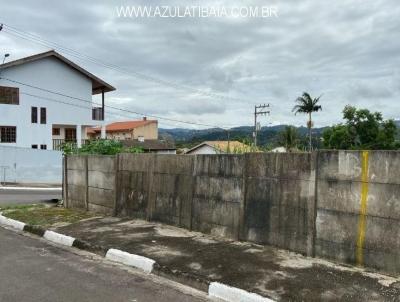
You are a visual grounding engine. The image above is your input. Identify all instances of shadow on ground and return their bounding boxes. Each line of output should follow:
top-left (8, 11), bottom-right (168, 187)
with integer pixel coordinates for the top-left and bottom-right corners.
top-left (57, 217), bottom-right (400, 302)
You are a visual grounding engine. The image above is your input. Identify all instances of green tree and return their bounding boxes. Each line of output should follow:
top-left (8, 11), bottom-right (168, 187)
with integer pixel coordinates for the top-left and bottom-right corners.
top-left (292, 92), bottom-right (322, 151)
top-left (278, 126), bottom-right (300, 152)
top-left (322, 105), bottom-right (399, 150)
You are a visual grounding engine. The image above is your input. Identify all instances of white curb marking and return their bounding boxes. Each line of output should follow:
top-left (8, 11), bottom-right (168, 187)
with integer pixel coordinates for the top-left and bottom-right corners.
top-left (106, 248), bottom-right (155, 273)
top-left (209, 282), bottom-right (275, 302)
top-left (0, 214), bottom-right (26, 231)
top-left (43, 230), bottom-right (75, 247)
top-left (0, 187), bottom-right (62, 191)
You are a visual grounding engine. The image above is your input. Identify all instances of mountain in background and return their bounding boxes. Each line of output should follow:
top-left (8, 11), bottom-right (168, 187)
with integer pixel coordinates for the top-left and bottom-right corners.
top-left (159, 124), bottom-right (328, 147)
top-left (160, 120), bottom-right (400, 148)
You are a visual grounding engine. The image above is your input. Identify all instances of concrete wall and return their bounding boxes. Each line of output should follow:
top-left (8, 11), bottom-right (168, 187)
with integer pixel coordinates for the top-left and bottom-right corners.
top-left (64, 151), bottom-right (400, 274)
top-left (315, 150), bottom-right (400, 274)
top-left (241, 153), bottom-right (316, 255)
top-left (192, 155), bottom-right (243, 239)
top-left (0, 145), bottom-right (62, 184)
top-left (66, 155), bottom-right (115, 214)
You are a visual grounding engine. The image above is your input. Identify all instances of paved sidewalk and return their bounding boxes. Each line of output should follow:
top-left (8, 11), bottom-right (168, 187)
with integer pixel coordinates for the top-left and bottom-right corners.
top-left (55, 217), bottom-right (400, 301)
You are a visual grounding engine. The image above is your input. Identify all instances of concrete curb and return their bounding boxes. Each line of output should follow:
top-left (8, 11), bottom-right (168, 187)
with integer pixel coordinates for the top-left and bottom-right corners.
top-left (0, 214), bottom-right (26, 231)
top-left (43, 230), bottom-right (75, 247)
top-left (209, 282), bottom-right (275, 302)
top-left (106, 248), bottom-right (155, 274)
top-left (0, 216), bottom-right (275, 302)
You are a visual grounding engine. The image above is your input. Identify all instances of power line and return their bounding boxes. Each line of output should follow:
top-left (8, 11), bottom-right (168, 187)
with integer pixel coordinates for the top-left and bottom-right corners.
top-left (0, 76), bottom-right (234, 129)
top-left (0, 22), bottom-right (247, 103)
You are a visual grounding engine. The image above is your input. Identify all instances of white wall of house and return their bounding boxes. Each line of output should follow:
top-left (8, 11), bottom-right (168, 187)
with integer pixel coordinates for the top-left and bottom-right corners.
top-left (0, 145), bottom-right (62, 184)
top-left (186, 145), bottom-right (220, 154)
top-left (0, 56), bottom-right (102, 150)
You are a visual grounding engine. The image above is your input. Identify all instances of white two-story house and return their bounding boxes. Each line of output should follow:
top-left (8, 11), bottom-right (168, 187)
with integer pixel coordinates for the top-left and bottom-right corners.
top-left (0, 50), bottom-right (115, 150)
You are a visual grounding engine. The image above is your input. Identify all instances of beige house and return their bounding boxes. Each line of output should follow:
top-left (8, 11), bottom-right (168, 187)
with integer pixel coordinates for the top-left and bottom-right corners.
top-left (87, 118), bottom-right (158, 140)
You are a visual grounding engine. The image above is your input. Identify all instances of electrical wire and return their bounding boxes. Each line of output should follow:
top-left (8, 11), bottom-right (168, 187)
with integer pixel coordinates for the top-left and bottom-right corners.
top-left (1, 23), bottom-right (247, 103)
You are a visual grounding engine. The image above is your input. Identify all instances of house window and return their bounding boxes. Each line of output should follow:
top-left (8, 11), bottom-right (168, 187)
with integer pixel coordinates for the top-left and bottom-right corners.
top-left (65, 128), bottom-right (77, 141)
top-left (0, 126), bottom-right (16, 143)
top-left (31, 107), bottom-right (38, 123)
top-left (31, 144), bottom-right (38, 149)
top-left (0, 86), bottom-right (19, 105)
top-left (52, 128), bottom-right (60, 135)
top-left (40, 107), bottom-right (46, 124)
top-left (40, 144), bottom-right (47, 150)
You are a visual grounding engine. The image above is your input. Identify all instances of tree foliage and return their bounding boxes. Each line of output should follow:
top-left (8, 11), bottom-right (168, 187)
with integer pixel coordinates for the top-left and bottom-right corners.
top-left (322, 105), bottom-right (399, 150)
top-left (278, 126), bottom-right (300, 152)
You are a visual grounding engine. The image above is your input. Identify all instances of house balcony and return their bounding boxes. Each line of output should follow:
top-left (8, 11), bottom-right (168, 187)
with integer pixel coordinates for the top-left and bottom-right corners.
top-left (52, 139), bottom-right (90, 151)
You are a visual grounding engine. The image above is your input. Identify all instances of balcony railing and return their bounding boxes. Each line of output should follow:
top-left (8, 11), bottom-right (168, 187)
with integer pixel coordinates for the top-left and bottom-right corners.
top-left (53, 139), bottom-right (90, 151)
top-left (92, 107), bottom-right (104, 121)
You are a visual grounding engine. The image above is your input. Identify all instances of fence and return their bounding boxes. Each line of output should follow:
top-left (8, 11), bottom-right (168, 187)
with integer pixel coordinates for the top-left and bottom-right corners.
top-left (64, 151), bottom-right (400, 275)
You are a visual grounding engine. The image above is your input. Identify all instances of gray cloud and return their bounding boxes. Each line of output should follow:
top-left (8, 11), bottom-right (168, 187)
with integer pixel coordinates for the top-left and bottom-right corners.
top-left (1, 0), bottom-right (400, 128)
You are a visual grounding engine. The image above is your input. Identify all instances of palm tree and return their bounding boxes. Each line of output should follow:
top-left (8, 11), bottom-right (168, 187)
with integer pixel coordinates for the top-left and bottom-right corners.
top-left (292, 92), bottom-right (322, 151)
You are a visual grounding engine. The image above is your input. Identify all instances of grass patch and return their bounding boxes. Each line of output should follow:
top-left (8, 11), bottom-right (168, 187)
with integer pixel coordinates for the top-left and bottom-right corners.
top-left (0, 204), bottom-right (97, 228)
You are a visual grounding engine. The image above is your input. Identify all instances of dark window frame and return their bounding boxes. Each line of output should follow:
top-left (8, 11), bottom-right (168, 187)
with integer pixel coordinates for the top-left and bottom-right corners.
top-left (52, 128), bottom-right (60, 135)
top-left (40, 144), bottom-right (47, 150)
top-left (0, 86), bottom-right (19, 105)
top-left (31, 107), bottom-right (38, 123)
top-left (0, 126), bottom-right (17, 143)
top-left (40, 107), bottom-right (46, 124)
top-left (31, 144), bottom-right (38, 149)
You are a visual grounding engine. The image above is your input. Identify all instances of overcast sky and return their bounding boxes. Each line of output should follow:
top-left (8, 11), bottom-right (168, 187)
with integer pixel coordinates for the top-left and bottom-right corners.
top-left (1, 0), bottom-right (399, 129)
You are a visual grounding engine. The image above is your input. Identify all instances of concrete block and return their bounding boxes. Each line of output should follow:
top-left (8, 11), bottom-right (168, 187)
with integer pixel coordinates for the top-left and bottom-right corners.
top-left (153, 154), bottom-right (193, 175)
top-left (88, 155), bottom-right (115, 172)
top-left (88, 203), bottom-right (114, 215)
top-left (209, 282), bottom-right (274, 302)
top-left (106, 248), bottom-right (155, 273)
top-left (66, 155), bottom-right (86, 170)
top-left (316, 209), bottom-right (359, 246)
top-left (194, 176), bottom-right (242, 203)
top-left (67, 169), bottom-right (86, 186)
top-left (88, 170), bottom-right (116, 190)
top-left (88, 187), bottom-right (115, 209)
top-left (194, 155), bottom-right (244, 177)
top-left (0, 214), bottom-right (26, 231)
top-left (67, 184), bottom-right (86, 208)
top-left (44, 230), bottom-right (75, 247)
top-left (118, 153), bottom-right (154, 172)
top-left (245, 152), bottom-right (315, 180)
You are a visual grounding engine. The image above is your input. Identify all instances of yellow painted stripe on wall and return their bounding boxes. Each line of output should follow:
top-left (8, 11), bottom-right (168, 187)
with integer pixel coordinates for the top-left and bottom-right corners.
top-left (356, 151), bottom-right (369, 266)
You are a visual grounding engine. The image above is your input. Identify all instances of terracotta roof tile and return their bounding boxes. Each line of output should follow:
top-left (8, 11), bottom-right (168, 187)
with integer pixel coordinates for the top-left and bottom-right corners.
top-left (88, 120), bottom-right (157, 133)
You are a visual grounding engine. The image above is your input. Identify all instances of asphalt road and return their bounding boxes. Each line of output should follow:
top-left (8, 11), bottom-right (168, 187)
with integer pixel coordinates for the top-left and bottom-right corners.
top-left (0, 188), bottom-right (61, 206)
top-left (0, 227), bottom-right (210, 302)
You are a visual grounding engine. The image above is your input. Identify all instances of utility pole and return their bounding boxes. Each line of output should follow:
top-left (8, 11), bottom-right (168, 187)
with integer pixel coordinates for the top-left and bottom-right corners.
top-left (253, 104), bottom-right (270, 147)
